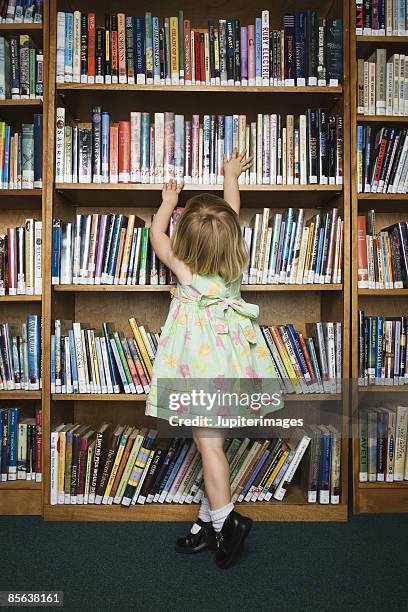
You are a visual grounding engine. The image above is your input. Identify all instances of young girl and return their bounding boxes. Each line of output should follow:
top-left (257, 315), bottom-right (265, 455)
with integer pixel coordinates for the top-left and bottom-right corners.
top-left (147, 150), bottom-right (282, 569)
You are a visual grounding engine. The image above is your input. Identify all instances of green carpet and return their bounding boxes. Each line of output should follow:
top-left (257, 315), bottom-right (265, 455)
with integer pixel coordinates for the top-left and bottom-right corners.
top-left (0, 515), bottom-right (406, 611)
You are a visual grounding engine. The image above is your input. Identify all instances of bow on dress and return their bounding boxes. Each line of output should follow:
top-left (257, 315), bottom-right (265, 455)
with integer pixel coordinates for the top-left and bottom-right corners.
top-left (173, 291), bottom-right (259, 344)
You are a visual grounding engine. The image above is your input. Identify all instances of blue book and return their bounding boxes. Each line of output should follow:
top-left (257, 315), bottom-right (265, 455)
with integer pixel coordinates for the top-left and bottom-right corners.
top-left (134, 16), bottom-right (146, 83)
top-left (101, 322), bottom-right (120, 393)
top-left (377, 0), bottom-right (385, 32)
top-left (68, 330), bottom-right (78, 393)
top-left (152, 17), bottom-right (160, 83)
top-left (106, 214), bottom-right (123, 282)
top-left (203, 115), bottom-right (210, 183)
top-left (3, 126), bottom-right (10, 188)
top-left (174, 114), bottom-right (184, 182)
top-left (0, 410), bottom-right (8, 481)
top-left (27, 314), bottom-right (41, 390)
top-left (145, 12), bottom-right (153, 83)
top-left (241, 449), bottom-right (270, 498)
top-left (160, 441), bottom-right (189, 499)
top-left (140, 112), bottom-right (150, 182)
top-left (225, 18), bottom-right (234, 84)
top-left (9, 36), bottom-right (19, 98)
top-left (357, 125), bottom-right (363, 190)
top-left (101, 111), bottom-right (109, 183)
top-left (397, 0), bottom-right (406, 34)
top-left (255, 17), bottom-right (262, 85)
top-left (232, 115), bottom-right (239, 150)
top-left (33, 113), bottom-right (42, 187)
top-left (7, 407), bottom-right (19, 480)
top-left (285, 220), bottom-right (297, 278)
top-left (286, 324), bottom-right (311, 386)
top-left (224, 115), bottom-right (233, 158)
top-left (64, 12), bottom-right (74, 82)
top-left (51, 219), bottom-right (61, 284)
top-left (295, 12), bottom-right (306, 84)
top-left (375, 316), bottom-right (384, 381)
top-left (157, 440), bottom-right (184, 498)
top-left (315, 227), bottom-right (325, 280)
top-left (50, 334), bottom-right (55, 392)
top-left (280, 208), bottom-right (294, 280)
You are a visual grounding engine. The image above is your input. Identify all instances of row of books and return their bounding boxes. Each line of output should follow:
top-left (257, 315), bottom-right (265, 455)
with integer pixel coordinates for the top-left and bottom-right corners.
top-left (52, 215), bottom-right (165, 287)
top-left (0, 115), bottom-right (43, 189)
top-left (0, 406), bottom-right (42, 482)
top-left (0, 315), bottom-right (41, 391)
top-left (0, 1), bottom-right (42, 24)
top-left (356, 125), bottom-right (408, 194)
top-left (55, 107), bottom-right (344, 186)
top-left (55, 10), bottom-right (342, 87)
top-left (244, 208), bottom-right (343, 286)
top-left (50, 424), bottom-right (341, 506)
top-left (51, 318), bottom-right (342, 396)
top-left (51, 319), bottom-right (154, 395)
top-left (0, 35), bottom-right (43, 99)
top-left (357, 212), bottom-right (408, 289)
top-left (359, 405), bottom-right (408, 481)
top-left (0, 219), bottom-right (42, 295)
top-left (358, 311), bottom-right (408, 385)
top-left (356, 0), bottom-right (408, 35)
top-left (357, 51), bottom-right (408, 116)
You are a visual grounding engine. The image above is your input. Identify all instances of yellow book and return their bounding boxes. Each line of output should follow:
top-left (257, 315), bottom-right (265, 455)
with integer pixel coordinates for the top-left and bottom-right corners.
top-left (269, 326), bottom-right (298, 382)
top-left (303, 221), bottom-right (315, 282)
top-left (265, 448), bottom-right (289, 490)
top-left (128, 318), bottom-right (153, 376)
top-left (119, 215), bottom-right (135, 284)
top-left (170, 17), bottom-right (179, 84)
top-left (114, 429), bottom-right (144, 504)
top-left (384, 232), bottom-right (394, 288)
top-left (102, 426), bottom-right (132, 503)
top-left (57, 430), bottom-right (67, 504)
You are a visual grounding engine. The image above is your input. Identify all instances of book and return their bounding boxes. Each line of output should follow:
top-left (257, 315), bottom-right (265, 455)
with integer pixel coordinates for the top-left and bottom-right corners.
top-left (0, 407), bottom-right (42, 483)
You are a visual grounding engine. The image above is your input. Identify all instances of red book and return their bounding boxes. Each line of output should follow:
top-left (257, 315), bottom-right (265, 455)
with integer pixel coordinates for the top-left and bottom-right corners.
top-left (373, 132), bottom-right (388, 184)
top-left (87, 13), bottom-right (96, 82)
top-left (184, 20), bottom-right (191, 83)
top-left (35, 408), bottom-right (42, 481)
top-left (357, 216), bottom-right (369, 288)
top-left (118, 120), bottom-right (131, 183)
top-left (199, 33), bottom-right (205, 84)
top-left (109, 125), bottom-right (119, 183)
top-left (77, 430), bottom-right (94, 499)
top-left (194, 31), bottom-right (200, 83)
top-left (298, 333), bottom-right (317, 385)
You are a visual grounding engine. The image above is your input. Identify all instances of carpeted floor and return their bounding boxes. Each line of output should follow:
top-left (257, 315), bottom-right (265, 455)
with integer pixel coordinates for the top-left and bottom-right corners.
top-left (0, 515), bottom-right (407, 611)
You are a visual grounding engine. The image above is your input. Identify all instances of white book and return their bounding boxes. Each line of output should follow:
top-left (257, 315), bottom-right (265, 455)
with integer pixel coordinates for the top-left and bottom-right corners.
top-left (80, 329), bottom-right (91, 393)
top-left (393, 54), bottom-right (400, 115)
top-left (72, 214), bottom-right (82, 283)
top-left (72, 11), bottom-right (81, 83)
top-left (399, 54), bottom-right (406, 115)
top-left (100, 337), bottom-right (114, 394)
top-left (256, 114), bottom-right (263, 184)
top-left (273, 433), bottom-right (311, 500)
top-left (269, 114), bottom-right (277, 184)
top-left (55, 107), bottom-right (65, 182)
top-left (394, 405), bottom-right (408, 480)
top-left (64, 336), bottom-right (72, 393)
top-left (261, 11), bottom-right (269, 86)
top-left (50, 425), bottom-right (65, 505)
top-left (56, 12), bottom-right (66, 83)
top-left (299, 115), bottom-right (307, 185)
top-left (385, 408), bottom-right (396, 482)
top-left (386, 61), bottom-right (394, 115)
top-left (79, 214), bottom-right (92, 284)
top-left (72, 322), bottom-right (87, 393)
top-left (34, 221), bottom-right (42, 295)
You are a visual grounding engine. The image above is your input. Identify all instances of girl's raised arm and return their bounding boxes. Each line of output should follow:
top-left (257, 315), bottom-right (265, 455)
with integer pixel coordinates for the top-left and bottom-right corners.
top-left (150, 181), bottom-right (191, 283)
top-left (223, 148), bottom-right (253, 215)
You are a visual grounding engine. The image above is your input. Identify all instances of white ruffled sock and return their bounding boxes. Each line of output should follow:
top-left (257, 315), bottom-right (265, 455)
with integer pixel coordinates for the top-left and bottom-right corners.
top-left (190, 495), bottom-right (211, 534)
top-left (209, 502), bottom-right (234, 533)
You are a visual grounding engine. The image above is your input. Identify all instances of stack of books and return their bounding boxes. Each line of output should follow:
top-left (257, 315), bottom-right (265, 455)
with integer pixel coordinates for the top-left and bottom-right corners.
top-left (0, 1), bottom-right (43, 24)
top-left (0, 115), bottom-right (43, 189)
top-left (356, 125), bottom-right (408, 194)
top-left (50, 425), bottom-right (341, 506)
top-left (243, 207), bottom-right (343, 285)
top-left (357, 211), bottom-right (408, 289)
top-left (0, 219), bottom-right (42, 295)
top-left (55, 9), bottom-right (342, 87)
top-left (358, 311), bottom-right (408, 385)
top-left (0, 36), bottom-right (43, 99)
top-left (51, 318), bottom-right (342, 396)
top-left (55, 107), bottom-right (344, 186)
top-left (0, 315), bottom-right (42, 391)
top-left (359, 405), bottom-right (408, 482)
top-left (355, 1), bottom-right (408, 35)
top-left (0, 406), bottom-right (42, 482)
top-left (357, 50), bottom-right (408, 116)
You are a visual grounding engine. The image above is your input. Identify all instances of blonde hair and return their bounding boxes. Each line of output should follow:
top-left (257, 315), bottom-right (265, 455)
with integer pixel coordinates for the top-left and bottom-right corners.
top-left (171, 193), bottom-right (248, 283)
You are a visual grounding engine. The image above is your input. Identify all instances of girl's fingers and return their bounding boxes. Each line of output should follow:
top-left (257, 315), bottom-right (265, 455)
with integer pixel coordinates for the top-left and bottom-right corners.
top-left (239, 148), bottom-right (247, 160)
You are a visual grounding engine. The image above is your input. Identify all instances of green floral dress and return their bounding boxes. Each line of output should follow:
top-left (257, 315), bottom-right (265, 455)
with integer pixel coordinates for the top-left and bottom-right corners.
top-left (146, 273), bottom-right (284, 423)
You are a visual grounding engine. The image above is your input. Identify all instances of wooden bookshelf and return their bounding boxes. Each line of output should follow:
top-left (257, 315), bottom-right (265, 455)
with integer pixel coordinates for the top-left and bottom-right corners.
top-left (0, 4), bottom-right (49, 517)
top-left (350, 5), bottom-right (408, 515)
top-left (51, 393), bottom-right (341, 402)
top-left (39, 0), bottom-right (351, 523)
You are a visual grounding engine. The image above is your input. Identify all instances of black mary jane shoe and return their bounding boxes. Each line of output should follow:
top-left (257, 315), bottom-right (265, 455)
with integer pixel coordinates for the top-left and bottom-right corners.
top-left (175, 518), bottom-right (217, 554)
top-left (215, 510), bottom-right (253, 569)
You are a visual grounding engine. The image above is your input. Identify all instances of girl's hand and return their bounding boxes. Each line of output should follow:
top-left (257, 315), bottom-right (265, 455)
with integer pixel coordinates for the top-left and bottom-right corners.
top-left (224, 148), bottom-right (253, 179)
top-left (162, 180), bottom-right (183, 208)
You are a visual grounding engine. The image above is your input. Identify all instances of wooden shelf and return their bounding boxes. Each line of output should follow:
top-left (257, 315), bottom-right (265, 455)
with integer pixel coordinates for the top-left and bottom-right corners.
top-left (356, 35), bottom-right (408, 43)
top-left (0, 480), bottom-right (42, 490)
top-left (0, 98), bottom-right (42, 106)
top-left (354, 488), bottom-right (408, 513)
top-left (357, 114), bottom-right (408, 122)
top-left (359, 481), bottom-right (408, 489)
top-left (56, 83), bottom-right (343, 94)
top-left (0, 294), bottom-right (42, 302)
top-left (52, 393), bottom-right (341, 402)
top-left (359, 386), bottom-right (408, 393)
top-left (358, 193), bottom-right (408, 200)
top-left (55, 183), bottom-right (341, 192)
top-left (0, 391), bottom-right (41, 399)
top-left (0, 23), bottom-right (43, 31)
top-left (54, 283), bottom-right (342, 293)
top-left (358, 288), bottom-right (408, 296)
top-left (0, 189), bottom-right (42, 210)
